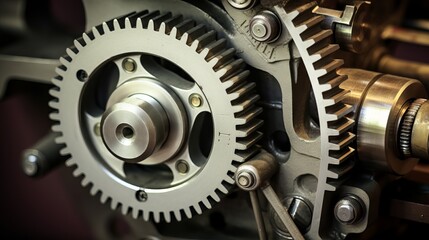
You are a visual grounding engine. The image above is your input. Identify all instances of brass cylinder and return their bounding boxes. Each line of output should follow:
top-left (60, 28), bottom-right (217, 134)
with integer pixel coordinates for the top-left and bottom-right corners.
top-left (339, 68), bottom-right (427, 175)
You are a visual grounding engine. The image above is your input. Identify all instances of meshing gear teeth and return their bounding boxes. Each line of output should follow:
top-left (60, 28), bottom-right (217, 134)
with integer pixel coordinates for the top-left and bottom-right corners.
top-left (49, 11), bottom-right (262, 222)
top-left (274, 1), bottom-right (355, 236)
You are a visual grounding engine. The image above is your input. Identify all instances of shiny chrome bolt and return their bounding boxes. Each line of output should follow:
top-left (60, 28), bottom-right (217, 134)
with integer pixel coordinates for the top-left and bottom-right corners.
top-left (176, 160), bottom-right (189, 174)
top-left (334, 195), bottom-right (364, 224)
top-left (250, 10), bottom-right (281, 43)
top-left (237, 172), bottom-right (253, 187)
top-left (227, 0), bottom-right (256, 9)
top-left (189, 94), bottom-right (203, 108)
top-left (122, 58), bottom-right (137, 73)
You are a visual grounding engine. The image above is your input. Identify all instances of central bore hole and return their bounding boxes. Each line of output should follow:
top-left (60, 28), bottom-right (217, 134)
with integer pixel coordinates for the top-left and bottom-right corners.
top-left (122, 126), bottom-right (134, 139)
top-left (116, 124), bottom-right (135, 143)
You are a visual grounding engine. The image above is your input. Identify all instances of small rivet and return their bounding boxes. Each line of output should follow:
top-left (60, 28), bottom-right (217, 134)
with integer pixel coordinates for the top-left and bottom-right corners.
top-left (189, 94), bottom-right (203, 108)
top-left (176, 160), bottom-right (189, 174)
top-left (122, 58), bottom-right (137, 73)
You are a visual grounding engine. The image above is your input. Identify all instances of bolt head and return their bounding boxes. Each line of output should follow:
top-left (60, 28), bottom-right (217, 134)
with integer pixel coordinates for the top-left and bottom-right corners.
top-left (189, 94), bottom-right (203, 108)
top-left (136, 190), bottom-right (148, 202)
top-left (250, 10), bottom-right (281, 43)
top-left (227, 0), bottom-right (255, 9)
top-left (122, 58), bottom-right (137, 73)
top-left (176, 160), bottom-right (189, 174)
top-left (236, 171), bottom-right (255, 189)
top-left (334, 196), bottom-right (363, 224)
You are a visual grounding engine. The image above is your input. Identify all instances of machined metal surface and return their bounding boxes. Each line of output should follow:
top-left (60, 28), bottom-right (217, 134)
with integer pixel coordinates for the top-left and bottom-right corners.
top-left (49, 10), bottom-right (262, 222)
top-left (411, 101), bottom-right (429, 160)
top-left (339, 68), bottom-right (427, 174)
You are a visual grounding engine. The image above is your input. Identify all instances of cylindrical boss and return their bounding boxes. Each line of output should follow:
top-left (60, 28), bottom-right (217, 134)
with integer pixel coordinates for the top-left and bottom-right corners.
top-left (339, 68), bottom-right (427, 175)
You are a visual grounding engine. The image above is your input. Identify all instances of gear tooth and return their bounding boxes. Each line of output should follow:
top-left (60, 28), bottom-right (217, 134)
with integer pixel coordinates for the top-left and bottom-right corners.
top-left (73, 168), bottom-right (83, 177)
top-left (163, 211), bottom-right (171, 223)
top-left (51, 78), bottom-right (62, 88)
top-left (162, 15), bottom-right (183, 34)
top-left (153, 212), bottom-right (161, 222)
top-left (194, 30), bottom-right (217, 52)
top-left (59, 147), bottom-right (70, 156)
top-left (224, 175), bottom-right (235, 185)
top-left (201, 38), bottom-right (227, 60)
top-left (82, 32), bottom-right (92, 44)
top-left (193, 205), bottom-right (203, 215)
top-left (81, 176), bottom-right (91, 187)
top-left (55, 66), bottom-right (66, 76)
top-left (180, 32), bottom-right (190, 44)
top-left (184, 24), bottom-right (205, 45)
top-left (113, 19), bottom-right (121, 30)
top-left (208, 48), bottom-right (235, 69)
top-left (232, 95), bottom-right (261, 114)
top-left (172, 19), bottom-right (195, 39)
top-left (184, 208), bottom-right (192, 219)
top-left (48, 99), bottom-right (59, 109)
top-left (217, 185), bottom-right (229, 194)
top-left (143, 210), bottom-right (150, 221)
top-left (235, 106), bottom-right (263, 125)
top-left (159, 22), bottom-right (167, 33)
top-left (51, 123), bottom-right (61, 132)
top-left (228, 81), bottom-right (255, 100)
top-left (132, 208), bottom-right (140, 218)
top-left (169, 26), bottom-right (179, 39)
top-left (110, 200), bottom-right (119, 210)
top-left (124, 17), bottom-right (132, 29)
top-left (136, 18), bottom-right (143, 29)
top-left (91, 26), bottom-right (101, 38)
top-left (100, 193), bottom-right (109, 203)
top-left (89, 185), bottom-right (99, 195)
top-left (102, 22), bottom-right (111, 33)
top-left (66, 48), bottom-right (77, 58)
top-left (222, 70), bottom-right (249, 91)
top-left (49, 112), bottom-right (60, 121)
top-left (59, 56), bottom-right (70, 66)
top-left (173, 210), bottom-right (182, 221)
top-left (202, 198), bottom-right (212, 209)
top-left (73, 39), bottom-right (84, 51)
top-left (65, 158), bottom-right (76, 167)
top-left (211, 192), bottom-right (221, 202)
top-left (218, 59), bottom-right (246, 81)
top-left (54, 135), bottom-right (65, 144)
top-left (148, 19), bottom-right (156, 31)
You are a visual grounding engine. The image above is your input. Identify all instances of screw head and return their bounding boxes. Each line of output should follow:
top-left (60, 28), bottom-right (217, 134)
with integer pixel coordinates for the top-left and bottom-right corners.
top-left (250, 10), bottom-right (281, 43)
top-left (227, 0), bottom-right (255, 9)
top-left (122, 58), bottom-right (137, 73)
top-left (136, 189), bottom-right (148, 202)
top-left (189, 94), bottom-right (203, 108)
top-left (176, 160), bottom-right (189, 174)
top-left (236, 171), bottom-right (255, 189)
top-left (334, 195), bottom-right (364, 224)
top-left (76, 69), bottom-right (89, 82)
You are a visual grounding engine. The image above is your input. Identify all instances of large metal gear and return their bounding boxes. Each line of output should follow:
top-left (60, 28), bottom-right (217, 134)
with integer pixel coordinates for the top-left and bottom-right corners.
top-left (274, 2), bottom-right (355, 237)
top-left (49, 10), bottom-right (262, 222)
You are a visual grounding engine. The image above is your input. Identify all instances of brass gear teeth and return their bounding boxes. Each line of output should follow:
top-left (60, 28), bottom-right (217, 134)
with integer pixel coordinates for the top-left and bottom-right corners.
top-left (399, 98), bottom-right (427, 157)
top-left (274, 1), bottom-right (355, 236)
top-left (49, 10), bottom-right (262, 222)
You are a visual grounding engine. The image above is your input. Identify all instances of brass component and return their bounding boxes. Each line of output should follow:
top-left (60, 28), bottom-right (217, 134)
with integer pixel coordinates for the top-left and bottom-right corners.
top-left (339, 68), bottom-right (427, 175)
top-left (411, 101), bottom-right (429, 160)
